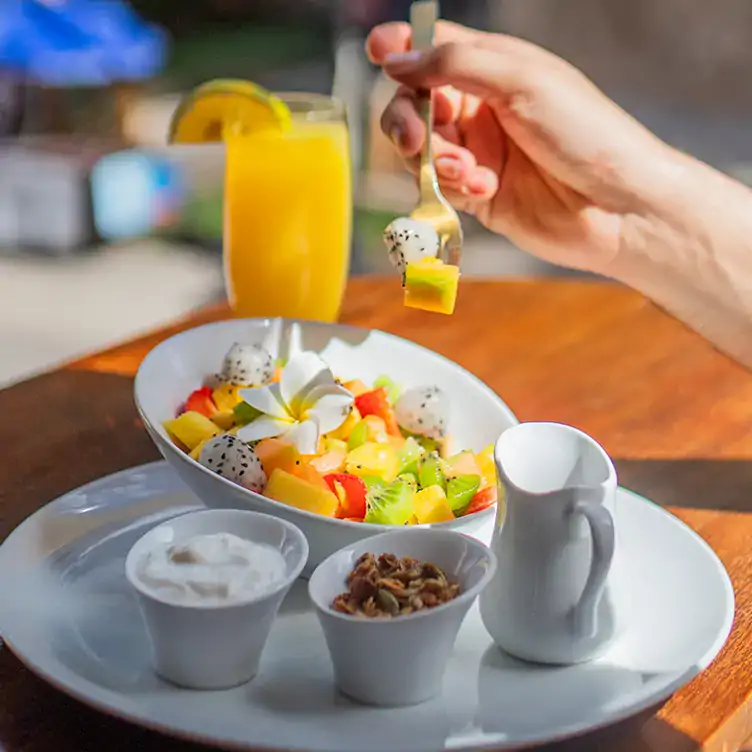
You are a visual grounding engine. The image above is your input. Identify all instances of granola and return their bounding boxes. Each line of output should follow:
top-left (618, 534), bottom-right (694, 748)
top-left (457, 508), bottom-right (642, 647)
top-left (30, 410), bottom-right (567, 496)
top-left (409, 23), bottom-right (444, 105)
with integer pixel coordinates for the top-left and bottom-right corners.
top-left (331, 552), bottom-right (461, 618)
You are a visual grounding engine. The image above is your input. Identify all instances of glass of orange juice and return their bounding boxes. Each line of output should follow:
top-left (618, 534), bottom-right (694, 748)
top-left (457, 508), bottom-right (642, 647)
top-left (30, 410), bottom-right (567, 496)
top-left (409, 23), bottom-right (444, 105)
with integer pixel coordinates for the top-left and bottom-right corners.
top-left (224, 93), bottom-right (352, 323)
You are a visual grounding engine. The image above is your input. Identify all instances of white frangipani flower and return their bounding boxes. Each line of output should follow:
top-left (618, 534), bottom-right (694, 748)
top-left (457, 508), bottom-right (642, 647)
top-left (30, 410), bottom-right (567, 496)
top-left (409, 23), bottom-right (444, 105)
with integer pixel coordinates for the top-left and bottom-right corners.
top-left (236, 352), bottom-right (354, 454)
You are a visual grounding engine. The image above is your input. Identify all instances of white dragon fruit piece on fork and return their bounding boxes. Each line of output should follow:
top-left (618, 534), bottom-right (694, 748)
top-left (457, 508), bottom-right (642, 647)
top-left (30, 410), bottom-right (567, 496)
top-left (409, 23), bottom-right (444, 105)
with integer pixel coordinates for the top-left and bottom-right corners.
top-left (394, 385), bottom-right (450, 440)
top-left (198, 434), bottom-right (267, 492)
top-left (217, 342), bottom-right (275, 386)
top-left (383, 217), bottom-right (440, 283)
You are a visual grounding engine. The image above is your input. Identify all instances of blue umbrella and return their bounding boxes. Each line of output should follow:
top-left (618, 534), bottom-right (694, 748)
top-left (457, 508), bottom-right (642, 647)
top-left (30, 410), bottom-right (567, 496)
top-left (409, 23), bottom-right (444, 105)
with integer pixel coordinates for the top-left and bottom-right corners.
top-left (0, 0), bottom-right (167, 87)
top-left (45, 0), bottom-right (168, 81)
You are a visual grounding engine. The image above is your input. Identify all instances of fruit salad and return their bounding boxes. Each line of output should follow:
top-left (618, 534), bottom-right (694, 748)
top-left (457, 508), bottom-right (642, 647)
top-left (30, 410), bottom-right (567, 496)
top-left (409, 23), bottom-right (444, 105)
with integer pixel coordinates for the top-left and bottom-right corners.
top-left (163, 341), bottom-right (498, 525)
top-left (383, 217), bottom-right (461, 315)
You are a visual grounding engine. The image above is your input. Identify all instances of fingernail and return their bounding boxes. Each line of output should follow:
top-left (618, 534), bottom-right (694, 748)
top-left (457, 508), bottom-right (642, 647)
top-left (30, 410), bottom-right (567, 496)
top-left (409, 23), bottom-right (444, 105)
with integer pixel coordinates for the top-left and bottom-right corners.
top-left (436, 156), bottom-right (462, 179)
top-left (389, 125), bottom-right (403, 147)
top-left (468, 174), bottom-right (492, 194)
top-left (383, 50), bottom-right (425, 70)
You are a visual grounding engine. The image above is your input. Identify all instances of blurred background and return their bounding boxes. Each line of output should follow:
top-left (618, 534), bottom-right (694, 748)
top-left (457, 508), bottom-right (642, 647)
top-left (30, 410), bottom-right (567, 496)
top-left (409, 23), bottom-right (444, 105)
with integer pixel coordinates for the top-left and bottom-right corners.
top-left (2, 0), bottom-right (752, 387)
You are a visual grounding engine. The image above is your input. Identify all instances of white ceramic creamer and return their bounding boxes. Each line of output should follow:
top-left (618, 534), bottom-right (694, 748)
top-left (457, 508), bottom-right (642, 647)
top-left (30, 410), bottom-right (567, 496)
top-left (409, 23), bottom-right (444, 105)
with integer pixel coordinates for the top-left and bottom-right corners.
top-left (479, 422), bottom-right (624, 664)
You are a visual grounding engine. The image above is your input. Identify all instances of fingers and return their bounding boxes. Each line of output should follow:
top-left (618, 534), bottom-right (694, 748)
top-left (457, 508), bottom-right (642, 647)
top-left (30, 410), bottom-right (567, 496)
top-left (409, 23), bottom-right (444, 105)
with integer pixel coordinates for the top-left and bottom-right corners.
top-left (379, 83), bottom-right (499, 202)
top-left (366, 20), bottom-right (484, 64)
top-left (432, 163), bottom-right (499, 218)
top-left (380, 86), bottom-right (462, 156)
top-left (440, 165), bottom-right (499, 205)
top-left (380, 87), bottom-right (423, 155)
top-left (381, 85), bottom-right (465, 154)
top-left (405, 131), bottom-right (476, 177)
top-left (389, 126), bottom-right (498, 203)
top-left (383, 42), bottom-right (522, 100)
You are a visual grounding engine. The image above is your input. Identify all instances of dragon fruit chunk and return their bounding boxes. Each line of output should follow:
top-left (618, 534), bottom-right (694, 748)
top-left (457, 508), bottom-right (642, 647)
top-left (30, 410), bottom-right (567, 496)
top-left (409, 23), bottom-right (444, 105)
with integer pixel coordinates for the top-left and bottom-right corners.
top-left (219, 342), bottom-right (275, 386)
top-left (394, 385), bottom-right (450, 440)
top-left (198, 434), bottom-right (266, 493)
top-left (383, 217), bottom-right (440, 284)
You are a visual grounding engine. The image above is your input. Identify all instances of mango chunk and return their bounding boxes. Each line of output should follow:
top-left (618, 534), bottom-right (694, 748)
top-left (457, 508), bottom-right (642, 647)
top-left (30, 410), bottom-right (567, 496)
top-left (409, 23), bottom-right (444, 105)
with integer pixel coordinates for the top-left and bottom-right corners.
top-left (211, 410), bottom-right (236, 430)
top-left (413, 484), bottom-right (455, 524)
top-left (163, 411), bottom-right (220, 451)
top-left (189, 438), bottom-right (210, 461)
top-left (255, 438), bottom-right (300, 477)
top-left (345, 442), bottom-right (399, 483)
top-left (444, 450), bottom-right (482, 478)
top-left (308, 445), bottom-right (347, 474)
top-left (341, 379), bottom-right (369, 397)
top-left (212, 383), bottom-right (245, 411)
top-left (264, 468), bottom-right (339, 517)
top-left (404, 258), bottom-right (460, 315)
top-left (327, 406), bottom-right (361, 441)
top-left (292, 462), bottom-right (331, 490)
top-left (475, 444), bottom-right (497, 489)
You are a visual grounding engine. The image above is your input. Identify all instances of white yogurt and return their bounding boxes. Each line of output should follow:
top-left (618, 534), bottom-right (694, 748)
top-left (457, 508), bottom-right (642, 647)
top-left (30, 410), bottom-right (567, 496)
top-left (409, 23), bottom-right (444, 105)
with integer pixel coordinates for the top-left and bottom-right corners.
top-left (135, 532), bottom-right (287, 605)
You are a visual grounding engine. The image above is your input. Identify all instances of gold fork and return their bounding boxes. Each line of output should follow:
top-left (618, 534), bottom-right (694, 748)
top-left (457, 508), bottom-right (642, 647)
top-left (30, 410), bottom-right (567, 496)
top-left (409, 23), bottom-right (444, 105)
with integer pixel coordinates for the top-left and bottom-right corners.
top-left (408, 0), bottom-right (463, 267)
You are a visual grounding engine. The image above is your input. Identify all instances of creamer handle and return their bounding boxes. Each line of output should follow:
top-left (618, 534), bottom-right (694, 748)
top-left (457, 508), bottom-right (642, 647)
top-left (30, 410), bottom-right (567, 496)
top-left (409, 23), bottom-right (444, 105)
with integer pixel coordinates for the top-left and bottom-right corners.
top-left (570, 498), bottom-right (615, 639)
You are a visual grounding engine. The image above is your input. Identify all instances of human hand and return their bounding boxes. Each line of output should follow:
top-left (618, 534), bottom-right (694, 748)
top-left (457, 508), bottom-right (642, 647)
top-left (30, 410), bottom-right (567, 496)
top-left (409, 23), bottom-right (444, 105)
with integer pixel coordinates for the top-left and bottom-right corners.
top-left (367, 21), bottom-right (682, 274)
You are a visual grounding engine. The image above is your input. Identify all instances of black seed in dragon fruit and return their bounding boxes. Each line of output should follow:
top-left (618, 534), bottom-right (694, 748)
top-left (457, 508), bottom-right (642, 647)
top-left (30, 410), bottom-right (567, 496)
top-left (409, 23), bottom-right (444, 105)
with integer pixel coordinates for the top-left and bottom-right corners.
top-left (198, 434), bottom-right (266, 492)
top-left (394, 385), bottom-right (450, 440)
top-left (383, 218), bottom-right (440, 286)
top-left (218, 342), bottom-right (274, 386)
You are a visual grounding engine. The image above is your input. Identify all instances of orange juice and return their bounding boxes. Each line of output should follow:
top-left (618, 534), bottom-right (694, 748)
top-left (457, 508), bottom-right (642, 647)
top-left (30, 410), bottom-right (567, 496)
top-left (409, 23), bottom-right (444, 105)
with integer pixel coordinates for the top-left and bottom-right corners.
top-left (224, 94), bottom-right (351, 322)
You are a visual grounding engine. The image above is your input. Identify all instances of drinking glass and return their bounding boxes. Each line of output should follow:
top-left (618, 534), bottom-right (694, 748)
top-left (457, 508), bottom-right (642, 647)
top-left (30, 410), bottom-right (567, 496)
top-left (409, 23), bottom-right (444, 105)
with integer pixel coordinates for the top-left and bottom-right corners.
top-left (224, 93), bottom-right (352, 322)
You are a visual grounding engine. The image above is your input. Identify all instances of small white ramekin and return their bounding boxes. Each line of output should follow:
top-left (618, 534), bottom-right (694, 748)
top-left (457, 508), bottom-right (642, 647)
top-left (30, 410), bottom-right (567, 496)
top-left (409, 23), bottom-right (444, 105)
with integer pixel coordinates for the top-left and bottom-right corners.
top-left (125, 509), bottom-right (308, 690)
top-left (309, 528), bottom-right (496, 707)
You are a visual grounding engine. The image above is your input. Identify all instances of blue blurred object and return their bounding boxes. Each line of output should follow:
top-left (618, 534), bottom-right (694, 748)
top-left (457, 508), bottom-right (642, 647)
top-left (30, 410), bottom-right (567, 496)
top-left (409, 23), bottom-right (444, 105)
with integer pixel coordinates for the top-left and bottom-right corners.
top-left (48, 0), bottom-right (168, 80)
top-left (0, 0), bottom-right (167, 86)
top-left (90, 150), bottom-right (185, 241)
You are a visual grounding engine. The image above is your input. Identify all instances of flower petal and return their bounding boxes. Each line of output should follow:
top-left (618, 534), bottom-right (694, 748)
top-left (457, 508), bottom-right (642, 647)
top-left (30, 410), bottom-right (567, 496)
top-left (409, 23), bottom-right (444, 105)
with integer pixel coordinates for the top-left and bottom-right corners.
top-left (301, 383), bottom-right (354, 434)
top-left (282, 419), bottom-right (321, 455)
top-left (236, 416), bottom-right (292, 443)
top-left (300, 382), bottom-right (354, 411)
top-left (238, 382), bottom-right (291, 420)
top-left (280, 352), bottom-right (334, 413)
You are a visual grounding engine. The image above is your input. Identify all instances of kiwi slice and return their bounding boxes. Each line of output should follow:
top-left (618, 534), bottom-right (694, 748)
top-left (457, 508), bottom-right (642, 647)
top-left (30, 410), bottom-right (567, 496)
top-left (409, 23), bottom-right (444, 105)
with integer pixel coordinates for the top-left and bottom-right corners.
top-left (233, 401), bottom-right (262, 426)
top-left (397, 436), bottom-right (425, 475)
top-left (362, 475), bottom-right (387, 492)
top-left (347, 420), bottom-right (369, 451)
top-left (397, 472), bottom-right (418, 488)
top-left (364, 477), bottom-right (415, 526)
top-left (373, 374), bottom-right (401, 403)
top-left (418, 453), bottom-right (447, 491)
top-left (447, 474), bottom-right (481, 516)
top-left (412, 432), bottom-right (442, 454)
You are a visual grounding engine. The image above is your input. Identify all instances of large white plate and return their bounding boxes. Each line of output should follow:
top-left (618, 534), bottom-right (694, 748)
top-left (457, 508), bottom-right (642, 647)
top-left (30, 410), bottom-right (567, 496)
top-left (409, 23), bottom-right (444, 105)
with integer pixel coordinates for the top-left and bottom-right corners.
top-left (0, 461), bottom-right (734, 751)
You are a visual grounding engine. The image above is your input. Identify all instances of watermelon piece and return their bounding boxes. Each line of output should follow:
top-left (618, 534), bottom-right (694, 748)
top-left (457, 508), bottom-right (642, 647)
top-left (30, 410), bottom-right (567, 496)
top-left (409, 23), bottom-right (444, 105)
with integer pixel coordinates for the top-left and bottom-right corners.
top-left (464, 485), bottom-right (497, 516)
top-left (185, 386), bottom-right (217, 418)
top-left (355, 387), bottom-right (401, 436)
top-left (324, 472), bottom-right (368, 519)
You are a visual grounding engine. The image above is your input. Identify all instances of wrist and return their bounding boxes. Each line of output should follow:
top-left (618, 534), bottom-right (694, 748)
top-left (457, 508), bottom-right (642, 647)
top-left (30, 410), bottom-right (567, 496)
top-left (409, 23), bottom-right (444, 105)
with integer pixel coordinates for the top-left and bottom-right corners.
top-left (604, 148), bottom-right (752, 365)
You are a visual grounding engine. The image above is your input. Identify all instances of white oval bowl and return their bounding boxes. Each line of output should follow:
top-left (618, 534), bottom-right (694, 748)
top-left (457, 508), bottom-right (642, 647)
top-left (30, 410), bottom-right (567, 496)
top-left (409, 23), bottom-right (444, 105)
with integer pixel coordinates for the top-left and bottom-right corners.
top-left (134, 317), bottom-right (517, 573)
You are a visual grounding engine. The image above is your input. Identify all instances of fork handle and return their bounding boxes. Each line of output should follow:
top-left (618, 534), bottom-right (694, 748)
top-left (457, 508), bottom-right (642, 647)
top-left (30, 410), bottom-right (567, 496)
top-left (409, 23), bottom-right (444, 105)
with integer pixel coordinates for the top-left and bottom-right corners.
top-left (416, 89), bottom-right (439, 200)
top-left (411, 1), bottom-right (440, 202)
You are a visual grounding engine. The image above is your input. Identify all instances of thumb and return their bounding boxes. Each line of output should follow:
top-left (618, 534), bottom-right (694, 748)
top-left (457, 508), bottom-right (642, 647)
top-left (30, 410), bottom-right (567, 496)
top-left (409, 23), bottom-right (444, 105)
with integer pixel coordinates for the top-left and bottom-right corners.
top-left (382, 42), bottom-right (522, 99)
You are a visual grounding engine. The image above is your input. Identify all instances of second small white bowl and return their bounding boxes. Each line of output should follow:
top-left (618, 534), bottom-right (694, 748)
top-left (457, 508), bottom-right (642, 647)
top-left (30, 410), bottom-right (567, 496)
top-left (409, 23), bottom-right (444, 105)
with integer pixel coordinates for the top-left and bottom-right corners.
top-left (125, 509), bottom-right (308, 690)
top-left (308, 528), bottom-right (496, 707)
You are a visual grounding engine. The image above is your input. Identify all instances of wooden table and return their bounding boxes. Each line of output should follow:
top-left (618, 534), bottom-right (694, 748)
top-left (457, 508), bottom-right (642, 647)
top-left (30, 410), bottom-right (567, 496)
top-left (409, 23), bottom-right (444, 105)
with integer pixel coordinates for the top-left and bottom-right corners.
top-left (1, 278), bottom-right (752, 752)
